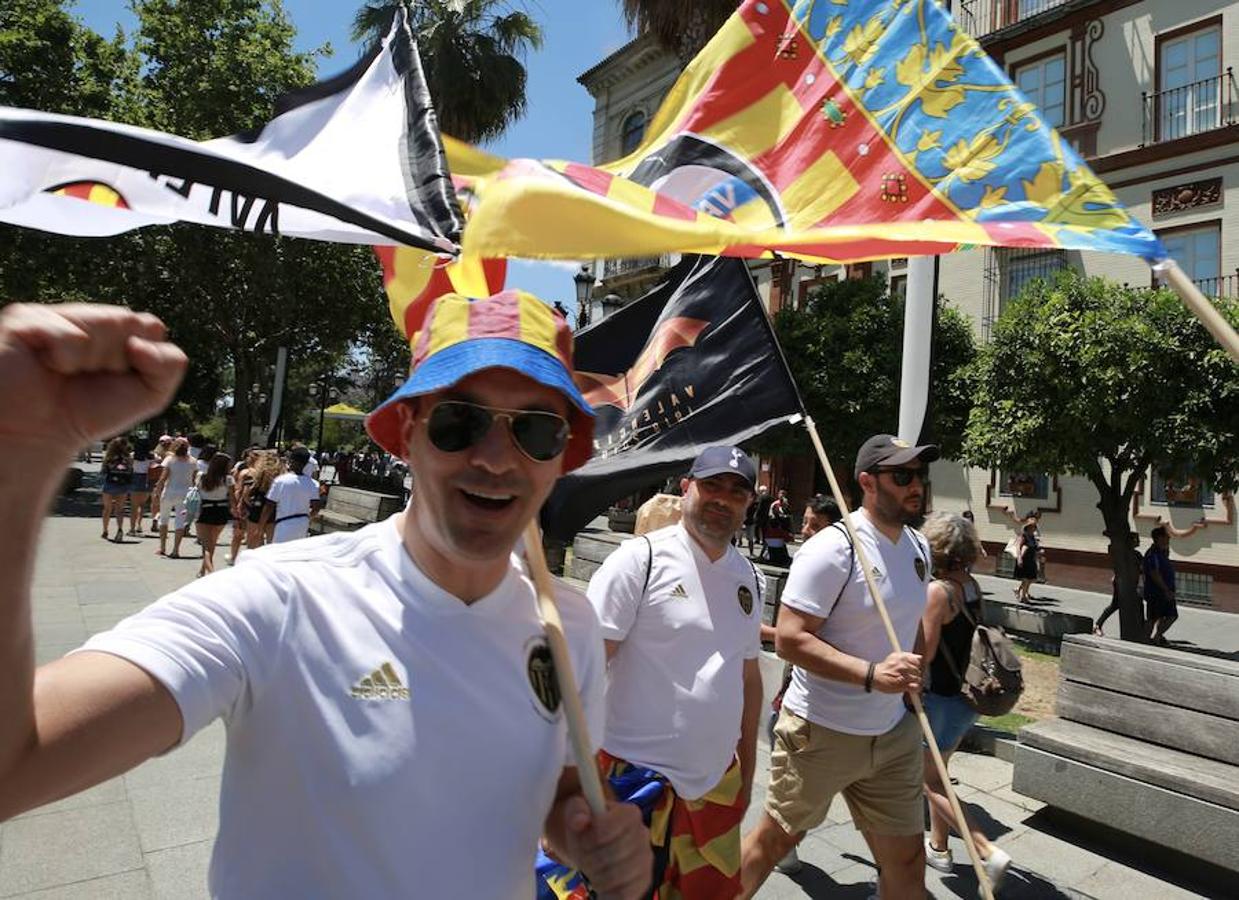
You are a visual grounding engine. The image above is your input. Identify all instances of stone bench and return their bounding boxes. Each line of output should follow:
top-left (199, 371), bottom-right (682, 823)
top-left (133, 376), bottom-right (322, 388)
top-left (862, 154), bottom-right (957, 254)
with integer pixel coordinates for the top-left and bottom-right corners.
top-left (570, 527), bottom-right (787, 626)
top-left (1012, 634), bottom-right (1239, 874)
top-left (981, 598), bottom-right (1094, 652)
top-left (310, 485), bottom-right (403, 535)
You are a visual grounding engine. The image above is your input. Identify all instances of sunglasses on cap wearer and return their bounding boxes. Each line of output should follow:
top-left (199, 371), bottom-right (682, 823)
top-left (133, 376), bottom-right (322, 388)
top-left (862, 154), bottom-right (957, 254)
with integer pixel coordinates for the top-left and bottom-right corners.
top-left (867, 465), bottom-right (929, 487)
top-left (423, 400), bottom-right (570, 463)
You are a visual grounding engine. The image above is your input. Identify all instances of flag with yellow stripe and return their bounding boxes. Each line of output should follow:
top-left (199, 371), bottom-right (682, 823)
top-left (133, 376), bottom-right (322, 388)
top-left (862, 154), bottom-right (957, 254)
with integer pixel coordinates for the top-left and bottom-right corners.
top-left (461, 0), bottom-right (1163, 265)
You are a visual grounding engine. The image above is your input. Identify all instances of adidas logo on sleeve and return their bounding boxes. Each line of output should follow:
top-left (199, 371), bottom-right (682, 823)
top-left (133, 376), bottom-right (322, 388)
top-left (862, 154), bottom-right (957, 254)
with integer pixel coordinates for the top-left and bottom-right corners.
top-left (350, 662), bottom-right (410, 700)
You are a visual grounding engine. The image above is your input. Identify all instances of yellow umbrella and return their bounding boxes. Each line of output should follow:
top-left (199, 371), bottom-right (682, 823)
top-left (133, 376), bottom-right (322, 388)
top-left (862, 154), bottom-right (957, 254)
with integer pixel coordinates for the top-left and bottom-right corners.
top-left (322, 402), bottom-right (367, 422)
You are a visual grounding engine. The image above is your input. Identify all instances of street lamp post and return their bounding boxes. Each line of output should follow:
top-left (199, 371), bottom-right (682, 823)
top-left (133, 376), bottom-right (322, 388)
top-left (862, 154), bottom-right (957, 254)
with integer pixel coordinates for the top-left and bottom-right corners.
top-left (573, 264), bottom-right (594, 329)
top-left (308, 378), bottom-right (336, 454)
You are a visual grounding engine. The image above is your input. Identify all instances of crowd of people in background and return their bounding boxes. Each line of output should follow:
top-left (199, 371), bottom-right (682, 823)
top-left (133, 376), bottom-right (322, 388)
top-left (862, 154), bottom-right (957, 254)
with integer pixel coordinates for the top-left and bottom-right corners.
top-left (92, 434), bottom-right (344, 575)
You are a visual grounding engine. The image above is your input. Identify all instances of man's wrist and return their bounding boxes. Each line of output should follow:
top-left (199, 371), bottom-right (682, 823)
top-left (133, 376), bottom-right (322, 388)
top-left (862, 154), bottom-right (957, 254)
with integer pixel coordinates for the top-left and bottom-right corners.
top-left (863, 661), bottom-right (876, 693)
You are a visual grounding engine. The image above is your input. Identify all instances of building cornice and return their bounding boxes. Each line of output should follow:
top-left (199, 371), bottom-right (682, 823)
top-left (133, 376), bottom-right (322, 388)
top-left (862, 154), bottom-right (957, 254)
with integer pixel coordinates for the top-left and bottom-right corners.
top-left (577, 32), bottom-right (679, 95)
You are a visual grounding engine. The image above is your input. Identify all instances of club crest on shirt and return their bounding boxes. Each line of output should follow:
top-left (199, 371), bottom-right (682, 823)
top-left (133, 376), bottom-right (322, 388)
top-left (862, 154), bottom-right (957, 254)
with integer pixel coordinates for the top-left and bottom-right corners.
top-left (914, 557), bottom-right (927, 581)
top-left (526, 638), bottom-right (561, 721)
top-left (737, 585), bottom-right (754, 615)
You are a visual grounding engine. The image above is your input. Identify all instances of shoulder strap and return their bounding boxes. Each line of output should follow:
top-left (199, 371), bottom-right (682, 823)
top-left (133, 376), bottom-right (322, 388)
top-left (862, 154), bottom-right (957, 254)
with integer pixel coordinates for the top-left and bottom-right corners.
top-left (826, 522), bottom-right (856, 613)
top-left (748, 558), bottom-right (763, 604)
top-left (931, 579), bottom-right (969, 682)
top-left (640, 535), bottom-right (653, 600)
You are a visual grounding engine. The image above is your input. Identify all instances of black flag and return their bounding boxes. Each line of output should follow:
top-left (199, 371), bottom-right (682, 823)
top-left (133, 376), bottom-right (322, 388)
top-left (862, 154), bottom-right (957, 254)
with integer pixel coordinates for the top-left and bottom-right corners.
top-left (542, 255), bottom-right (803, 539)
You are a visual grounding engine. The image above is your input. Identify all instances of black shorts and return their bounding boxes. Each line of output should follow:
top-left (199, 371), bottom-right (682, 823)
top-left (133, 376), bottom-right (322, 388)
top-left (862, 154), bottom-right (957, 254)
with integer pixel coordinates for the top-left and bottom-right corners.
top-left (197, 504), bottom-right (232, 527)
top-left (1146, 594), bottom-right (1178, 620)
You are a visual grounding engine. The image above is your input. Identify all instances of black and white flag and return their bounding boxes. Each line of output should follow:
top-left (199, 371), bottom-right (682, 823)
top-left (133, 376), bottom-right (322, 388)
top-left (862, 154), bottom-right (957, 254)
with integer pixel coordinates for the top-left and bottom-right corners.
top-left (0, 9), bottom-right (460, 254)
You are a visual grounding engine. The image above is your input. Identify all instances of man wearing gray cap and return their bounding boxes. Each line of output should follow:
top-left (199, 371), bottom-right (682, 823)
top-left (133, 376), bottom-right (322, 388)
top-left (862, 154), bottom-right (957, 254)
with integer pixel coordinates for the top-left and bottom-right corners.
top-left (740, 434), bottom-right (937, 900)
top-left (578, 446), bottom-right (765, 897)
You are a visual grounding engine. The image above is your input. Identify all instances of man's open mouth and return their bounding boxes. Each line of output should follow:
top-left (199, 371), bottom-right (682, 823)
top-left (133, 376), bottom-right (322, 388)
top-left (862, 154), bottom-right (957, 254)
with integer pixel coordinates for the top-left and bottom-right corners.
top-left (460, 488), bottom-right (517, 512)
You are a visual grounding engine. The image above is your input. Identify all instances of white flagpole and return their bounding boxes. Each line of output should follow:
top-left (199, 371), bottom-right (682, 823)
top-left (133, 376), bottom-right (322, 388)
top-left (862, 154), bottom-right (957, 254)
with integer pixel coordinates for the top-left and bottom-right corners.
top-left (1155, 259), bottom-right (1239, 364)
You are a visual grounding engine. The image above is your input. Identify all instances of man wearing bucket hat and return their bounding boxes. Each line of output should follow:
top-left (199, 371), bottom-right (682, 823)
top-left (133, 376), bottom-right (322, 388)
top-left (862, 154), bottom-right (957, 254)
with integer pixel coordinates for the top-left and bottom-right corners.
top-left (0, 296), bottom-right (650, 899)
top-left (538, 446), bottom-right (765, 898)
top-left (740, 434), bottom-right (938, 899)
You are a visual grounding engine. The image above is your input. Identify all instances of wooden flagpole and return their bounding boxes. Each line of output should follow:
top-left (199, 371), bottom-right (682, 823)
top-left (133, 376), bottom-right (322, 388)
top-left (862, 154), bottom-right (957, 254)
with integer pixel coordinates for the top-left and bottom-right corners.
top-left (801, 418), bottom-right (994, 900)
top-left (1155, 259), bottom-right (1239, 364)
top-left (523, 520), bottom-right (608, 816)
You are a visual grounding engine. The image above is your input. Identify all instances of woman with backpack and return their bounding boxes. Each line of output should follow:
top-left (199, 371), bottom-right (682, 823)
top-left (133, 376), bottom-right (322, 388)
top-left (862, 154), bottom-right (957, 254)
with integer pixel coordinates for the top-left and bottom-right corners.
top-left (919, 512), bottom-right (1013, 888)
top-left (242, 450), bottom-right (281, 549)
top-left (100, 437), bottom-right (134, 542)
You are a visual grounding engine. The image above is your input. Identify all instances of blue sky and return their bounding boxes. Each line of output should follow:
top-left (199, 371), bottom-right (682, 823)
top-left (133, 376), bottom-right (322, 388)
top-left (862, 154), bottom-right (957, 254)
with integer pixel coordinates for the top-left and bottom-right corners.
top-left (72, 0), bottom-right (635, 313)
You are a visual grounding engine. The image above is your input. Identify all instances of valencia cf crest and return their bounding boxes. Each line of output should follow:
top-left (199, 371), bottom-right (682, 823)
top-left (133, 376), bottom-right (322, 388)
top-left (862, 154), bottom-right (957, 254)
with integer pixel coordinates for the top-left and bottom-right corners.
top-left (737, 585), bottom-right (754, 615)
top-left (914, 558), bottom-right (927, 582)
top-left (526, 640), bottom-right (561, 720)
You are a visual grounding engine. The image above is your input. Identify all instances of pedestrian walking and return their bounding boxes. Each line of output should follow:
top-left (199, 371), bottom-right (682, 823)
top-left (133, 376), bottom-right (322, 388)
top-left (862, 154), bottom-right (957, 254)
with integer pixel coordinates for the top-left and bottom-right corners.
top-left (99, 436), bottom-right (133, 542)
top-left (127, 437), bottom-right (152, 536)
top-left (740, 434), bottom-right (937, 900)
top-left (242, 450), bottom-right (281, 549)
top-left (146, 435), bottom-right (171, 532)
top-left (1144, 526), bottom-right (1179, 645)
top-left (1095, 532), bottom-right (1141, 636)
top-left (542, 447), bottom-right (764, 898)
top-left (154, 437), bottom-right (195, 558)
top-left (262, 446), bottom-right (322, 543)
top-left (0, 296), bottom-right (649, 899)
top-left (763, 489), bottom-right (793, 566)
top-left (1012, 519), bottom-right (1039, 603)
top-left (194, 452), bottom-right (233, 577)
top-left (918, 512), bottom-right (1013, 889)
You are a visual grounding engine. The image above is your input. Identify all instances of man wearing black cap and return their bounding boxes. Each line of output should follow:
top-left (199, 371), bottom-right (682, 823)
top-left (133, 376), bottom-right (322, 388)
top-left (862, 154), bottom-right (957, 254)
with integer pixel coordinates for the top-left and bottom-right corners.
top-left (262, 445), bottom-right (322, 543)
top-left (740, 434), bottom-right (937, 899)
top-left (571, 446), bottom-right (765, 898)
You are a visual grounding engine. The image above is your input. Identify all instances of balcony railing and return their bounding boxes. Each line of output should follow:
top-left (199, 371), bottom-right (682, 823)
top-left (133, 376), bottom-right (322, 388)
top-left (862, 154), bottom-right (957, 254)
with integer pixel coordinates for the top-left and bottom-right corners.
top-left (1142, 70), bottom-right (1239, 145)
top-left (954, 0), bottom-right (1071, 41)
top-left (601, 255), bottom-right (665, 280)
top-left (1188, 272), bottom-right (1239, 299)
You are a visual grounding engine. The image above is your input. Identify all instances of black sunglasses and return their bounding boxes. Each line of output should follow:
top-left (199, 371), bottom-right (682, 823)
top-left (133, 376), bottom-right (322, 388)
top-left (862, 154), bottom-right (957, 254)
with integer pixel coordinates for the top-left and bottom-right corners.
top-left (424, 400), bottom-right (570, 463)
top-left (868, 466), bottom-right (928, 487)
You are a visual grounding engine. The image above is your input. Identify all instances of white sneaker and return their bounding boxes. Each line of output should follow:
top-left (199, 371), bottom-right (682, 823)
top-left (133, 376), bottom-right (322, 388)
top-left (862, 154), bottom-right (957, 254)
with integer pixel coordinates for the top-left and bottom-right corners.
top-left (925, 838), bottom-right (953, 873)
top-left (982, 846), bottom-right (1012, 889)
top-left (773, 847), bottom-right (802, 875)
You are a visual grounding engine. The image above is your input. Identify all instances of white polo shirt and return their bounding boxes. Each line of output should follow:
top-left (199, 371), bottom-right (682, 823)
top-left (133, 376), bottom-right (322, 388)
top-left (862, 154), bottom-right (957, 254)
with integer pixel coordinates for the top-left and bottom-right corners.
top-left (780, 509), bottom-right (929, 735)
top-left (78, 517), bottom-right (604, 899)
top-left (266, 472), bottom-right (320, 543)
top-left (589, 524), bottom-right (764, 799)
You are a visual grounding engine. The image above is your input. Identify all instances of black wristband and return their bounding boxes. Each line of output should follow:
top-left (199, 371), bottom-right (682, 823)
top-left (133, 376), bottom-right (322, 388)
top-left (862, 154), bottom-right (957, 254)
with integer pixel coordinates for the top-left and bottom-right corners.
top-left (864, 661), bottom-right (876, 693)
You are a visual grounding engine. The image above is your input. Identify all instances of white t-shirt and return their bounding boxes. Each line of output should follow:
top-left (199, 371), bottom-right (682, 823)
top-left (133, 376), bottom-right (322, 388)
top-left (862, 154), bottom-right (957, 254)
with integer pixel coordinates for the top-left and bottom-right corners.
top-left (266, 472), bottom-right (320, 543)
top-left (161, 456), bottom-right (196, 496)
top-left (77, 518), bottom-right (605, 899)
top-left (303, 456), bottom-right (319, 478)
top-left (588, 524), bottom-right (764, 799)
top-left (780, 510), bottom-right (930, 735)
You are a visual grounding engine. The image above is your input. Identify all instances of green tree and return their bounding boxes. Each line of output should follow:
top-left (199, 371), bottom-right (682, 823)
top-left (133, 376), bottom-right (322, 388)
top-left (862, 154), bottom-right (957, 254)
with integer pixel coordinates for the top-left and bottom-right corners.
top-left (761, 276), bottom-right (976, 495)
top-left (351, 0), bottom-right (542, 143)
top-left (0, 1), bottom-right (386, 456)
top-left (963, 270), bottom-right (1239, 640)
top-left (618, 0), bottom-right (738, 62)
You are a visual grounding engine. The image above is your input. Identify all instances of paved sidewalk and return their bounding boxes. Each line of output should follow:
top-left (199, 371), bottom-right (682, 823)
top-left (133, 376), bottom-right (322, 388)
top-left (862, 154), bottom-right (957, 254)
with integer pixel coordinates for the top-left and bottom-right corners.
top-left (0, 499), bottom-right (1226, 898)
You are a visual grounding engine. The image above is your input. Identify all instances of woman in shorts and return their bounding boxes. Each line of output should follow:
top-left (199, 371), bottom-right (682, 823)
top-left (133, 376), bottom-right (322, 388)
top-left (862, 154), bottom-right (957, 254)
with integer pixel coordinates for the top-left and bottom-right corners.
top-left (242, 450), bottom-right (281, 549)
top-left (146, 435), bottom-right (172, 532)
top-left (195, 452), bottom-right (233, 577)
top-left (126, 437), bottom-right (152, 536)
top-left (919, 512), bottom-right (1013, 889)
top-left (100, 437), bottom-right (133, 542)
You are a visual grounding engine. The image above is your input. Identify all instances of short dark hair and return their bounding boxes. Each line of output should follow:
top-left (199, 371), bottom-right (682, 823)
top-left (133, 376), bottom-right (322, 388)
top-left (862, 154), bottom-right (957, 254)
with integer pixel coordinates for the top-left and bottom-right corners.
top-left (1151, 525), bottom-right (1169, 541)
top-left (806, 494), bottom-right (840, 523)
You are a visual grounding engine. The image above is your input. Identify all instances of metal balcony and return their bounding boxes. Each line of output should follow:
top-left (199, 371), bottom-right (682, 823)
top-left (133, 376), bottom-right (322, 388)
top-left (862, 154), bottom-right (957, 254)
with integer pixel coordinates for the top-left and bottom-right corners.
top-left (954, 0), bottom-right (1071, 41)
top-left (1142, 70), bottom-right (1239, 145)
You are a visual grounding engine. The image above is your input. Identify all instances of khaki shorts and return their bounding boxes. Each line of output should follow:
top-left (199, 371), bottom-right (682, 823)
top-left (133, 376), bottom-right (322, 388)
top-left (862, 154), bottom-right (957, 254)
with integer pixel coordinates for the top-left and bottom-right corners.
top-left (766, 708), bottom-right (924, 836)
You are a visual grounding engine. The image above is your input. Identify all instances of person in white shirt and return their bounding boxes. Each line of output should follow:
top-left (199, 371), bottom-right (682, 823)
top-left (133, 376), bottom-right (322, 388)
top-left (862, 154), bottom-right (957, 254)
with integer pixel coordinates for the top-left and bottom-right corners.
top-left (263, 446), bottom-right (322, 543)
top-left (557, 446), bottom-right (764, 899)
top-left (0, 295), bottom-right (650, 899)
top-left (740, 434), bottom-right (937, 900)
